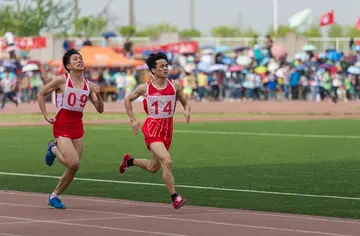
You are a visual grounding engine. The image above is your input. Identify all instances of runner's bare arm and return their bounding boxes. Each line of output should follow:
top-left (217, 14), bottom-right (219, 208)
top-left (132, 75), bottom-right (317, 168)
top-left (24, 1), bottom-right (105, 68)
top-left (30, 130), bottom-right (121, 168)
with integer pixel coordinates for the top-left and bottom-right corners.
top-left (124, 84), bottom-right (147, 123)
top-left (36, 76), bottom-right (65, 123)
top-left (88, 81), bottom-right (104, 113)
top-left (173, 80), bottom-right (191, 123)
top-left (173, 80), bottom-right (191, 111)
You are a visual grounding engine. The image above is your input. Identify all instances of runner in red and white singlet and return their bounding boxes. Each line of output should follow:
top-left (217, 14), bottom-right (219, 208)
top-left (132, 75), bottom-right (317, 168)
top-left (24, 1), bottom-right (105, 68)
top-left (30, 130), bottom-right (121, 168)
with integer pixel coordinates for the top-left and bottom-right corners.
top-left (142, 78), bottom-right (177, 150)
top-left (53, 74), bottom-right (90, 140)
top-left (37, 49), bottom-right (104, 209)
top-left (119, 52), bottom-right (191, 210)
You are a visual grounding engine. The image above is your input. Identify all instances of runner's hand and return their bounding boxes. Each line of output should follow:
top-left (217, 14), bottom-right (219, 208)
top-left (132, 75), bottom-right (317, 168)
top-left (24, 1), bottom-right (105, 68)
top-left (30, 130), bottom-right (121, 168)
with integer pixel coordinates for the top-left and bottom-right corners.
top-left (131, 120), bottom-right (139, 135)
top-left (44, 116), bottom-right (55, 124)
top-left (184, 110), bottom-right (191, 124)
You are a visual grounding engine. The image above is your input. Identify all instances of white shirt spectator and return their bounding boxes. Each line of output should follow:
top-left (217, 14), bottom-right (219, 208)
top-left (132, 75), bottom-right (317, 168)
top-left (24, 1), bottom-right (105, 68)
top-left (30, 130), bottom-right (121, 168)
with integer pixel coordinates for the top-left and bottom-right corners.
top-left (115, 73), bottom-right (126, 88)
top-left (300, 75), bottom-right (308, 86)
top-left (4, 32), bottom-right (15, 45)
top-left (255, 75), bottom-right (262, 88)
top-left (1, 77), bottom-right (14, 93)
top-left (311, 74), bottom-right (320, 87)
top-left (4, 32), bottom-right (16, 53)
top-left (332, 74), bottom-right (342, 87)
top-left (245, 73), bottom-right (256, 89)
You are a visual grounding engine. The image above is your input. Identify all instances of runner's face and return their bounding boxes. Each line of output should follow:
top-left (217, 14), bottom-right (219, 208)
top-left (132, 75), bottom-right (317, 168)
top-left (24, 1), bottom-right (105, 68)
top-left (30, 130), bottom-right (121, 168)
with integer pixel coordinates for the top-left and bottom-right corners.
top-left (69, 54), bottom-right (84, 71)
top-left (154, 59), bottom-right (168, 79)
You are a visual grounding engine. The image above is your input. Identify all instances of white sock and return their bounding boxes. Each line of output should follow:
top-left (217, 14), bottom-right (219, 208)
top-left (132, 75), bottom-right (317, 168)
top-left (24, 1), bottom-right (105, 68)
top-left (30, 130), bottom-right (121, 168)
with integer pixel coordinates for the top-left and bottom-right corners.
top-left (51, 146), bottom-right (57, 155)
top-left (50, 193), bottom-right (58, 199)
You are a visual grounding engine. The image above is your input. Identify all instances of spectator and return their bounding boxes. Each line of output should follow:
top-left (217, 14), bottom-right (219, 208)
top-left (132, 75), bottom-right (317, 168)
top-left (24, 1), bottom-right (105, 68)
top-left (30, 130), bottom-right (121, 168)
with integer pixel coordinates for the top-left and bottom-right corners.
top-left (310, 70), bottom-right (320, 101)
top-left (196, 71), bottom-right (208, 101)
top-left (4, 31), bottom-right (17, 59)
top-left (83, 37), bottom-right (92, 46)
top-left (125, 68), bottom-right (137, 97)
top-left (115, 71), bottom-right (126, 101)
top-left (290, 68), bottom-right (300, 100)
top-left (267, 74), bottom-right (277, 100)
top-left (0, 69), bottom-right (18, 110)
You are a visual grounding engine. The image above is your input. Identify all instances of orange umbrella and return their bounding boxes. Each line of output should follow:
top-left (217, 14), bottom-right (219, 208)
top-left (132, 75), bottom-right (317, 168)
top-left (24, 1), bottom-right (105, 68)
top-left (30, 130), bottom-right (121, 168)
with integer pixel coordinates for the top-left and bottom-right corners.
top-left (48, 59), bottom-right (62, 67)
top-left (79, 46), bottom-right (142, 67)
top-left (48, 46), bottom-right (143, 68)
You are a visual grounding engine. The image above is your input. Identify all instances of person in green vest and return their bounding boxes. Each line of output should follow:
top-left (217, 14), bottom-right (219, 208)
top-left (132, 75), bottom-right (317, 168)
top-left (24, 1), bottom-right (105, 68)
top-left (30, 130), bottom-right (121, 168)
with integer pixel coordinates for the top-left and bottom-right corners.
top-left (29, 71), bottom-right (43, 102)
top-left (321, 69), bottom-right (336, 103)
top-left (344, 74), bottom-right (352, 101)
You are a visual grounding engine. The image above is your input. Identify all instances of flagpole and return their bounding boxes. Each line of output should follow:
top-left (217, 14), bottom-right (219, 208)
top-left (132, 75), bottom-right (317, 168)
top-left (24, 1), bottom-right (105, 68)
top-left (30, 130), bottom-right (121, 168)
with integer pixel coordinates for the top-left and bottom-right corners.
top-left (272, 0), bottom-right (278, 35)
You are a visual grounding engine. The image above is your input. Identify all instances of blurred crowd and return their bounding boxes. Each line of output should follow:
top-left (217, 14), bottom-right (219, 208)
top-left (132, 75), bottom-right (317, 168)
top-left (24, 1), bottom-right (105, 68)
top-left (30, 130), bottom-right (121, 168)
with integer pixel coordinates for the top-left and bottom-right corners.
top-left (165, 36), bottom-right (360, 103)
top-left (2, 35), bottom-right (360, 110)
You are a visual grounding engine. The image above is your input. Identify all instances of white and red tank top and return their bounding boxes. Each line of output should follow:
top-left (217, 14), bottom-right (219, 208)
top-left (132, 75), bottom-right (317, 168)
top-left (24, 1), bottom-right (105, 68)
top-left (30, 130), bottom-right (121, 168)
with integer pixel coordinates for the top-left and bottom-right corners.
top-left (143, 79), bottom-right (177, 119)
top-left (55, 74), bottom-right (90, 117)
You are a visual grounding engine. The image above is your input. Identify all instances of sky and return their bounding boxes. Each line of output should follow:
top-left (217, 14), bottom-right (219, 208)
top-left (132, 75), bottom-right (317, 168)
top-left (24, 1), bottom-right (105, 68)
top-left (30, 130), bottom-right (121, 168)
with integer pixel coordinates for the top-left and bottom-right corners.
top-left (75, 0), bottom-right (359, 36)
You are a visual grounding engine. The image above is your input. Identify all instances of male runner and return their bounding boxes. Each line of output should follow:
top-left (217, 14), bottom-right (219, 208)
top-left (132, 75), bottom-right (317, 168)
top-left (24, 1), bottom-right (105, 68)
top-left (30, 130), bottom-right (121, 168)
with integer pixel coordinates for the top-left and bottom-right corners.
top-left (119, 52), bottom-right (191, 210)
top-left (36, 49), bottom-right (104, 209)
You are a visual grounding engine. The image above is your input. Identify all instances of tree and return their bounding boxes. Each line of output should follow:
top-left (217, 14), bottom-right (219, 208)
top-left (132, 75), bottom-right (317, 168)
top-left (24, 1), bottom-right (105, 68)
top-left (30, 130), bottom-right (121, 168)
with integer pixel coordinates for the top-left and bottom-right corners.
top-left (241, 28), bottom-right (258, 38)
top-left (327, 24), bottom-right (344, 37)
top-left (345, 26), bottom-right (360, 38)
top-left (74, 16), bottom-right (107, 37)
top-left (301, 25), bottom-right (322, 37)
top-left (179, 29), bottom-right (201, 38)
top-left (0, 6), bottom-right (14, 35)
top-left (0, 0), bottom-right (74, 36)
top-left (211, 25), bottom-right (241, 37)
top-left (118, 26), bottom-right (137, 37)
top-left (136, 23), bottom-right (179, 39)
top-left (267, 25), bottom-right (296, 38)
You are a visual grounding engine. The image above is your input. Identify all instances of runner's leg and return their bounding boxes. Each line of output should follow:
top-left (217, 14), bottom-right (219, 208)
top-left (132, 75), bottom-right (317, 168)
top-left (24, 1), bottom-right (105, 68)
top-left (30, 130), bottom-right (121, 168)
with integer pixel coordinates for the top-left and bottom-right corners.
top-left (52, 137), bottom-right (80, 196)
top-left (149, 142), bottom-right (175, 195)
top-left (126, 153), bottom-right (161, 174)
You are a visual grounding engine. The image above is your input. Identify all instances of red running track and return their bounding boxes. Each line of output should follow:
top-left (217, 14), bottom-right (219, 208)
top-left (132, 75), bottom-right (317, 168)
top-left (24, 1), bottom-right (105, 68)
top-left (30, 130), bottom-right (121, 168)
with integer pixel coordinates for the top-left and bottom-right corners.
top-left (0, 190), bottom-right (359, 236)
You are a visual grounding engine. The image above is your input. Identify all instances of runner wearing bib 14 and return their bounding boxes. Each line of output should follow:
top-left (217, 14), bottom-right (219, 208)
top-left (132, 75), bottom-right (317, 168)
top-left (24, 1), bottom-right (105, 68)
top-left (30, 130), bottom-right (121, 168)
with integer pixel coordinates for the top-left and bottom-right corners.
top-left (119, 52), bottom-right (191, 210)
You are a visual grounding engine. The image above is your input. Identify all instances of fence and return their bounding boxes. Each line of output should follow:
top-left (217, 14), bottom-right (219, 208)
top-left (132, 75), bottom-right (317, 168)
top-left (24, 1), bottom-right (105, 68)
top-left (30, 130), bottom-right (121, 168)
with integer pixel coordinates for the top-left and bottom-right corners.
top-left (1, 35), bottom-right (359, 63)
top-left (65, 36), bottom-right (360, 53)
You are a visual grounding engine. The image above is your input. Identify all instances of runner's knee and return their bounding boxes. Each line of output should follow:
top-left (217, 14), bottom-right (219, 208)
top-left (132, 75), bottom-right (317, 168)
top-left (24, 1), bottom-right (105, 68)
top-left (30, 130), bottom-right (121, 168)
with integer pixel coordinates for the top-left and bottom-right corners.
top-left (162, 157), bottom-right (172, 170)
top-left (67, 159), bottom-right (80, 172)
top-left (148, 165), bottom-right (160, 174)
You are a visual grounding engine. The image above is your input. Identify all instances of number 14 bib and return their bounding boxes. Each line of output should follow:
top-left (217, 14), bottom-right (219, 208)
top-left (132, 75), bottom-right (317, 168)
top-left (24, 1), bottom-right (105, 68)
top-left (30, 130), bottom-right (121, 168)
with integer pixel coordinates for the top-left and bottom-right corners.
top-left (146, 95), bottom-right (176, 119)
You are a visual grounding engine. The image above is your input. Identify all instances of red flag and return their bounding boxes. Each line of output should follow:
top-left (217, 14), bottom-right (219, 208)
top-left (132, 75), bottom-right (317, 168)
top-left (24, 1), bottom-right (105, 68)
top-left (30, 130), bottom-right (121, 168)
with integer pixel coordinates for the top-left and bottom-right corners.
top-left (356, 17), bottom-right (360, 30)
top-left (319, 10), bottom-right (335, 27)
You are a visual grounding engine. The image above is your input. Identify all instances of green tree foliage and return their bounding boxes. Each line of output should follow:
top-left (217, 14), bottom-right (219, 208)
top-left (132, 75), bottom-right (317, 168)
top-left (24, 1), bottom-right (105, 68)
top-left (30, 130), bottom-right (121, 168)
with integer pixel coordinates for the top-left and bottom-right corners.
top-left (118, 26), bottom-right (137, 37)
top-left (136, 23), bottom-right (179, 39)
top-left (345, 26), bottom-right (360, 38)
top-left (179, 29), bottom-right (201, 38)
top-left (327, 24), bottom-right (344, 37)
top-left (301, 25), bottom-right (322, 37)
top-left (211, 25), bottom-right (242, 37)
top-left (0, 0), bottom-right (73, 36)
top-left (267, 25), bottom-right (297, 37)
top-left (74, 16), bottom-right (107, 37)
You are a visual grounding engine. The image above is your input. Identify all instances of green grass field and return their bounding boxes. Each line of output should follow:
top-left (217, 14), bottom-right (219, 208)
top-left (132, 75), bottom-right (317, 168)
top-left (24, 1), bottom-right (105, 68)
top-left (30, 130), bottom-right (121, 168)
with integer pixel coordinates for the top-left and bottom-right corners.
top-left (1, 118), bottom-right (360, 219)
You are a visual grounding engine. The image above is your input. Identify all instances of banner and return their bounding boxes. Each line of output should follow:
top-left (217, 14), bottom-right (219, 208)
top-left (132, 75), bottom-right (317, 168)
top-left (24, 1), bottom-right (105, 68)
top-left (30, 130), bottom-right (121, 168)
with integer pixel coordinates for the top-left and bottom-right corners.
top-left (0, 36), bottom-right (47, 51)
top-left (131, 41), bottom-right (199, 54)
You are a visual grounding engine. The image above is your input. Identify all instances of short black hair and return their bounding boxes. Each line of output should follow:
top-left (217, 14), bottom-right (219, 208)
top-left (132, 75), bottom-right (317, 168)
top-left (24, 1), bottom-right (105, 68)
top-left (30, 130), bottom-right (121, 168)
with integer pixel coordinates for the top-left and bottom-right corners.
top-left (62, 49), bottom-right (81, 72)
top-left (145, 52), bottom-right (168, 74)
